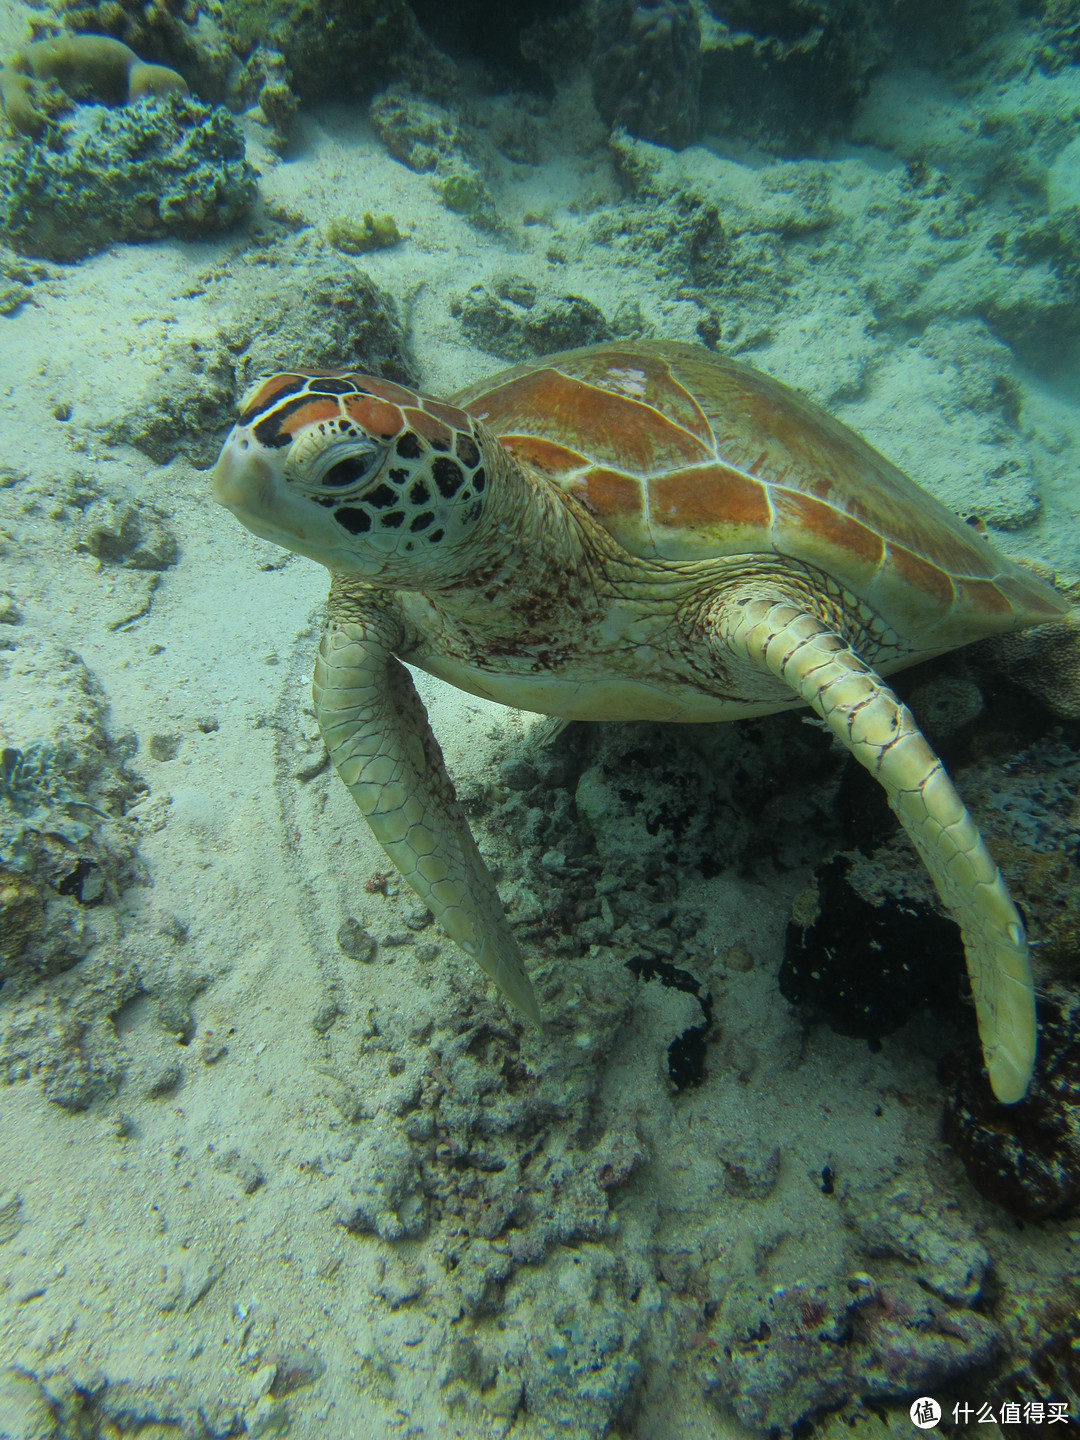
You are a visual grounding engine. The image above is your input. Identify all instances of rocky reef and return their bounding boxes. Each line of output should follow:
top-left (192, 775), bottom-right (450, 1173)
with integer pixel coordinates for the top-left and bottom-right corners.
top-left (455, 279), bottom-right (615, 361)
top-left (705, 1275), bottom-right (1005, 1432)
top-left (592, 0), bottom-right (702, 149)
top-left (11, 0), bottom-right (1075, 166)
top-left (0, 632), bottom-right (150, 1110)
top-left (108, 240), bottom-right (414, 465)
top-left (0, 91), bottom-right (255, 260)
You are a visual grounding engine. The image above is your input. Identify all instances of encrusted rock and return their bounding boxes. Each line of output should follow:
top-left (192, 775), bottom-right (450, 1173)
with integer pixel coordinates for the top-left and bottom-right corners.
top-left (977, 619), bottom-right (1080, 721)
top-left (111, 248), bottom-right (413, 465)
top-left (74, 495), bottom-right (179, 571)
top-left (216, 0), bottom-right (414, 101)
top-left (336, 917), bottom-right (377, 962)
top-left (721, 1144), bottom-right (781, 1200)
top-left (40, 0), bottom-right (232, 101)
top-left (906, 675), bottom-right (984, 744)
top-left (705, 1276), bottom-right (1005, 1432)
top-left (370, 86), bottom-right (501, 227)
top-left (375, 1252), bottom-right (426, 1310)
top-left (513, 1247), bottom-right (648, 1439)
top-left (0, 94), bottom-right (256, 261)
top-left (592, 0), bottom-right (701, 149)
top-left (701, 0), bottom-right (874, 154)
top-left (0, 644), bottom-right (142, 990)
top-left (370, 86), bottom-right (459, 173)
top-left (333, 1126), bottom-right (426, 1240)
top-left (457, 282), bottom-right (612, 362)
top-left (846, 1184), bottom-right (990, 1305)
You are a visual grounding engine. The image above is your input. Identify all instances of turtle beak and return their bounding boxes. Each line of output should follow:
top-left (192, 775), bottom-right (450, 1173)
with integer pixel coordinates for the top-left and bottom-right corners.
top-left (211, 428), bottom-right (273, 515)
top-left (211, 426), bottom-right (345, 564)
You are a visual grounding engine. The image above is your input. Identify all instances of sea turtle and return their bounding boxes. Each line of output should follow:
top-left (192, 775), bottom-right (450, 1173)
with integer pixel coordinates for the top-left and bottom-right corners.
top-left (212, 340), bottom-right (1069, 1104)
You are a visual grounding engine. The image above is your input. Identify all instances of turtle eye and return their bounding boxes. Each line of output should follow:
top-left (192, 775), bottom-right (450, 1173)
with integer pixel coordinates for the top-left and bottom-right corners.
top-left (306, 437), bottom-right (385, 495)
top-left (322, 452), bottom-right (379, 489)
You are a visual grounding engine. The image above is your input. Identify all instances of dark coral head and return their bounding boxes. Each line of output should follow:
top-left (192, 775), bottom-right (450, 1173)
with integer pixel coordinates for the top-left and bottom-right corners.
top-left (940, 996), bottom-right (1080, 1222)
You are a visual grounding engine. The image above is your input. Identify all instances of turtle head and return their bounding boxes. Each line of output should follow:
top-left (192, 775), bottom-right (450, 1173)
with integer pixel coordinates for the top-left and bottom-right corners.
top-left (212, 371), bottom-right (493, 582)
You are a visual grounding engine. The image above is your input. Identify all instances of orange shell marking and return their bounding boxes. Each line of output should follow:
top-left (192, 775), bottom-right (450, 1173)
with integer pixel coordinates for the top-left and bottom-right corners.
top-left (651, 465), bottom-right (772, 546)
top-left (770, 488), bottom-right (886, 575)
top-left (470, 365), bottom-right (714, 475)
top-left (404, 407), bottom-right (455, 450)
top-left (271, 397), bottom-right (342, 436)
top-left (343, 394), bottom-right (406, 438)
top-left (358, 377), bottom-right (421, 407)
top-left (452, 339), bottom-right (1071, 646)
top-left (501, 435), bottom-right (589, 478)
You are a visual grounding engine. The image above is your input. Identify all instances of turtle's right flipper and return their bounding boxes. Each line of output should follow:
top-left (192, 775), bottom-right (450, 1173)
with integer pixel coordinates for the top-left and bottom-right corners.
top-left (313, 615), bottom-right (540, 1025)
top-left (714, 591), bottom-right (1036, 1105)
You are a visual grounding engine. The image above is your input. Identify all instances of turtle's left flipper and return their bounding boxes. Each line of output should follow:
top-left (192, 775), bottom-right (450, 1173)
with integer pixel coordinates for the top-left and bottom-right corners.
top-left (714, 592), bottom-right (1036, 1104)
top-left (313, 615), bottom-right (540, 1026)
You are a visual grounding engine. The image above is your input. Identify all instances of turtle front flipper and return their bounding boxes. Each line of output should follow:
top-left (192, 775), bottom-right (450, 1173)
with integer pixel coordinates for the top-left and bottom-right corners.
top-left (716, 593), bottom-right (1036, 1104)
top-left (313, 615), bottom-right (541, 1025)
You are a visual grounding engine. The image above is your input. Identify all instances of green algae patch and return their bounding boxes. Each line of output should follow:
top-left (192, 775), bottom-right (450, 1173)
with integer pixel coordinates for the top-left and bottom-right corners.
top-left (0, 92), bottom-right (256, 260)
top-left (326, 212), bottom-right (404, 254)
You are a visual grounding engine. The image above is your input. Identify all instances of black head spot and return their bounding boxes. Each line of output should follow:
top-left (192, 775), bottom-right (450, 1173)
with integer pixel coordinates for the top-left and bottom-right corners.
top-left (472, 467), bottom-right (486, 492)
top-left (389, 467), bottom-right (409, 484)
top-left (429, 527), bottom-right (445, 544)
top-left (379, 511), bottom-right (405, 529)
top-left (409, 479), bottom-right (430, 505)
top-left (409, 511), bottom-right (434, 532)
top-left (455, 433), bottom-right (480, 468)
top-left (336, 507), bottom-right (371, 534)
top-left (432, 457), bottom-right (465, 498)
top-left (367, 483), bottom-right (398, 510)
top-left (396, 432), bottom-right (423, 460)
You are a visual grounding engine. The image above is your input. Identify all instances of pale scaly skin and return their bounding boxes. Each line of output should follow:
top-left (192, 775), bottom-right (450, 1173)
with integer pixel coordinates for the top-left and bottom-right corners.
top-left (719, 593), bottom-right (1035, 1104)
top-left (312, 608), bottom-right (541, 1025)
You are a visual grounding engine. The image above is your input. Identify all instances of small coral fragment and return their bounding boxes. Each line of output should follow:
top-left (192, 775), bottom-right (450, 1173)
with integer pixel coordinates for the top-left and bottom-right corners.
top-left (326, 211), bottom-right (404, 255)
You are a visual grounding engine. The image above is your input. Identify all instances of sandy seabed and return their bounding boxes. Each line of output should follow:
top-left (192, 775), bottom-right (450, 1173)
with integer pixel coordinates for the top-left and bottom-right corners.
top-left (1, 9), bottom-right (1079, 1438)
